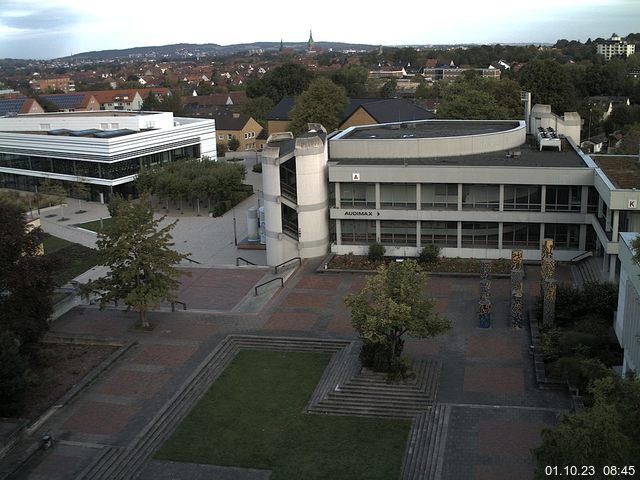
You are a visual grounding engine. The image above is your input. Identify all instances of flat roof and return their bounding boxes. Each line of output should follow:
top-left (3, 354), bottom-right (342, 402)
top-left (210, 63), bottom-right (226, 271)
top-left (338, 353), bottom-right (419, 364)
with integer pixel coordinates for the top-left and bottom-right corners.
top-left (592, 155), bottom-right (640, 189)
top-left (12, 111), bottom-right (156, 118)
top-left (332, 141), bottom-right (588, 168)
top-left (338, 120), bottom-right (521, 140)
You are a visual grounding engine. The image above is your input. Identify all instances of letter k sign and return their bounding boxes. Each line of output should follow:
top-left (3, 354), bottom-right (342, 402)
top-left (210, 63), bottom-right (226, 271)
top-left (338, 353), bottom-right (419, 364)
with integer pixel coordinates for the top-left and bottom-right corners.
top-left (629, 199), bottom-right (637, 209)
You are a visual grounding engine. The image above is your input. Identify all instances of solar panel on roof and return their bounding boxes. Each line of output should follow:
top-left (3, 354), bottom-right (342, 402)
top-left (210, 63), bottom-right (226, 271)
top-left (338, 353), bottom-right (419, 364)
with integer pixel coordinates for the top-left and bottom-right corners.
top-left (41, 94), bottom-right (85, 109)
top-left (0, 98), bottom-right (26, 115)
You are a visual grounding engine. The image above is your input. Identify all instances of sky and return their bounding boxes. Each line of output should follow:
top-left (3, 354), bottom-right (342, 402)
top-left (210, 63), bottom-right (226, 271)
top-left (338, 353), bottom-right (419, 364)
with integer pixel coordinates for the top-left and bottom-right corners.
top-left (0, 0), bottom-right (639, 60)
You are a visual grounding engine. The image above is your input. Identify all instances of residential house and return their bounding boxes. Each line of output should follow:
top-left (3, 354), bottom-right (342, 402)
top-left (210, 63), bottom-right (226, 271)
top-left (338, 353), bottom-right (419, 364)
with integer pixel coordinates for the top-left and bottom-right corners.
top-left (29, 76), bottom-right (75, 93)
top-left (0, 97), bottom-right (44, 116)
top-left (39, 93), bottom-right (100, 112)
top-left (214, 112), bottom-right (263, 151)
top-left (182, 92), bottom-right (247, 118)
top-left (266, 97), bottom-right (435, 135)
top-left (587, 96), bottom-right (631, 120)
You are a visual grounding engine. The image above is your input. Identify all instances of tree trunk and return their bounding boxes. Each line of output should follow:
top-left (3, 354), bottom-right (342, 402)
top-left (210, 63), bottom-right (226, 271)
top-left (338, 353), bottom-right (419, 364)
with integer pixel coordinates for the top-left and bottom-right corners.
top-left (140, 309), bottom-right (149, 328)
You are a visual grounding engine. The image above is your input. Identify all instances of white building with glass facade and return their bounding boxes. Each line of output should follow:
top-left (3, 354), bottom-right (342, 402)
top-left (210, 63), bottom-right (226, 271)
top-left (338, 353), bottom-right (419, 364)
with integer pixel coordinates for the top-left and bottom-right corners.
top-left (0, 110), bottom-right (216, 201)
top-left (262, 106), bottom-right (640, 282)
top-left (615, 233), bottom-right (640, 376)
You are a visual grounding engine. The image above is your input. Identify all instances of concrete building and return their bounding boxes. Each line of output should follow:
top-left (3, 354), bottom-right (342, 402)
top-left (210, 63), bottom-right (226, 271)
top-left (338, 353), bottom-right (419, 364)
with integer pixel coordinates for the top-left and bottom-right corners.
top-left (0, 110), bottom-right (216, 202)
top-left (261, 105), bottom-right (640, 280)
top-left (615, 232), bottom-right (640, 376)
top-left (596, 33), bottom-right (636, 61)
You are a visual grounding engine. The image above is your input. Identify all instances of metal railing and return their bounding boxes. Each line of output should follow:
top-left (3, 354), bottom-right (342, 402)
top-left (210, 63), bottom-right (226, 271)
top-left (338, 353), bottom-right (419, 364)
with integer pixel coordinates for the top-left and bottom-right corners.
top-left (171, 301), bottom-right (187, 312)
top-left (254, 277), bottom-right (283, 296)
top-left (236, 257), bottom-right (257, 266)
top-left (274, 256), bottom-right (301, 274)
top-left (185, 256), bottom-right (202, 264)
top-left (570, 251), bottom-right (593, 263)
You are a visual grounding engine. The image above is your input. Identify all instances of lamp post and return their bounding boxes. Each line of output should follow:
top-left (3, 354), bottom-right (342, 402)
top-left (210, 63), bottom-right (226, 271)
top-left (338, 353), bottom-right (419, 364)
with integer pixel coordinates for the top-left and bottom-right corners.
top-left (232, 207), bottom-right (238, 246)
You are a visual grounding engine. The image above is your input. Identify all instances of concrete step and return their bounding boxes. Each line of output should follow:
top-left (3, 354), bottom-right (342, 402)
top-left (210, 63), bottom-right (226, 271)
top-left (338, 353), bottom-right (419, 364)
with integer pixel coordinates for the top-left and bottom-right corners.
top-left (311, 404), bottom-right (421, 418)
top-left (325, 393), bottom-right (431, 408)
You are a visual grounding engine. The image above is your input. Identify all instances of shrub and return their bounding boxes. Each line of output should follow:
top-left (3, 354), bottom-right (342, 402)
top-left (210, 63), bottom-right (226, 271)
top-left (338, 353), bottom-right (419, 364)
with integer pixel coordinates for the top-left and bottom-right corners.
top-left (549, 356), bottom-right (613, 394)
top-left (0, 332), bottom-right (27, 416)
top-left (368, 242), bottom-right (385, 262)
top-left (252, 163), bottom-right (263, 173)
top-left (418, 244), bottom-right (440, 263)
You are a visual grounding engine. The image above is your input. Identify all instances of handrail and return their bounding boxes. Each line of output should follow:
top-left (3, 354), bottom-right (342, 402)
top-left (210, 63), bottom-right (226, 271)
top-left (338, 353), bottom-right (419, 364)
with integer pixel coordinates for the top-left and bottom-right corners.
top-left (255, 277), bottom-right (283, 296)
top-left (185, 256), bottom-right (202, 264)
top-left (171, 301), bottom-right (187, 312)
top-left (570, 251), bottom-right (593, 263)
top-left (274, 256), bottom-right (301, 274)
top-left (236, 256), bottom-right (257, 266)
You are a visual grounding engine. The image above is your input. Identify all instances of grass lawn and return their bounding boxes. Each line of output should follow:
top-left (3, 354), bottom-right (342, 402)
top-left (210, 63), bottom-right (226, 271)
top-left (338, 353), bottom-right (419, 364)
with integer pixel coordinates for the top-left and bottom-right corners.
top-left (75, 217), bottom-right (113, 233)
top-left (156, 350), bottom-right (411, 480)
top-left (43, 234), bottom-right (102, 286)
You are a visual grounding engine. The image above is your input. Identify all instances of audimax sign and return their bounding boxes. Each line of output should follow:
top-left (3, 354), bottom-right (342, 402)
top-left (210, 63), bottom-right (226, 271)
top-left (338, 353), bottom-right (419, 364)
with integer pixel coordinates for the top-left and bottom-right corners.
top-left (344, 211), bottom-right (380, 216)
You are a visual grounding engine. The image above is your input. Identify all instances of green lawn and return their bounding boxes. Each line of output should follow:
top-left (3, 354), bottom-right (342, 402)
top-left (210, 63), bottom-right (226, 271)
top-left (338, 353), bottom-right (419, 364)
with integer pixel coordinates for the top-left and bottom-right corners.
top-left (75, 217), bottom-right (113, 233)
top-left (156, 350), bottom-right (411, 480)
top-left (43, 235), bottom-right (102, 286)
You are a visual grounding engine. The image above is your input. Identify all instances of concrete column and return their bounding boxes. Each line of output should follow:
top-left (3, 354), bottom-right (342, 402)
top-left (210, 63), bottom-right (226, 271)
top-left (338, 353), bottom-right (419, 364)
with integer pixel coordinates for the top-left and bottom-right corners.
top-left (416, 184), bottom-right (421, 211)
top-left (540, 185), bottom-right (546, 213)
top-left (579, 224), bottom-right (587, 250)
top-left (376, 220), bottom-right (381, 243)
top-left (612, 210), bottom-right (620, 240)
top-left (416, 220), bottom-right (421, 249)
top-left (375, 183), bottom-right (381, 210)
top-left (539, 224), bottom-right (545, 249)
top-left (499, 184), bottom-right (504, 212)
top-left (498, 222), bottom-right (504, 250)
top-left (457, 183), bottom-right (463, 211)
top-left (457, 221), bottom-right (462, 249)
top-left (335, 219), bottom-right (342, 246)
top-left (602, 253), bottom-right (608, 275)
top-left (335, 182), bottom-right (341, 209)
top-left (609, 254), bottom-right (617, 282)
top-left (606, 207), bottom-right (612, 232)
top-left (580, 185), bottom-right (589, 214)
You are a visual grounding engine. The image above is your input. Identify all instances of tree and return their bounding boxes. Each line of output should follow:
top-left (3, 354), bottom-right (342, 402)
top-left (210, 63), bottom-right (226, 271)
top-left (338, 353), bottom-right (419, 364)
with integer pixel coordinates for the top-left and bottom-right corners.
top-left (533, 375), bottom-right (640, 478)
top-left (0, 199), bottom-right (54, 345)
top-left (289, 77), bottom-right (348, 134)
top-left (216, 141), bottom-right (228, 158)
top-left (344, 259), bottom-right (451, 374)
top-left (142, 91), bottom-right (161, 111)
top-left (0, 331), bottom-right (28, 416)
top-left (619, 123), bottom-right (640, 154)
top-left (240, 96), bottom-right (275, 127)
top-left (517, 59), bottom-right (578, 113)
top-left (83, 195), bottom-right (190, 328)
top-left (330, 65), bottom-right (369, 97)
top-left (246, 63), bottom-right (314, 103)
top-left (72, 177), bottom-right (90, 213)
top-left (40, 179), bottom-right (67, 218)
top-left (228, 136), bottom-right (241, 152)
top-left (380, 79), bottom-right (397, 98)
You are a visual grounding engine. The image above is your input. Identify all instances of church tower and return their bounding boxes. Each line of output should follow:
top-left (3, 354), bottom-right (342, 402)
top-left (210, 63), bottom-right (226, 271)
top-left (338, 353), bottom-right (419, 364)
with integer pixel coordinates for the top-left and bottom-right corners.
top-left (307, 30), bottom-right (315, 53)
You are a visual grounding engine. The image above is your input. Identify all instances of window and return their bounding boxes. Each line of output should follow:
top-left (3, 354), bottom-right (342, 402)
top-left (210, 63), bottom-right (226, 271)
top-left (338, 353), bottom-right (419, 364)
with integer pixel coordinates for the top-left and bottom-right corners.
top-left (380, 221), bottom-right (416, 246)
top-left (462, 185), bottom-right (499, 210)
top-left (544, 224), bottom-right (579, 249)
top-left (503, 185), bottom-right (541, 211)
top-left (421, 221), bottom-right (457, 247)
top-left (545, 186), bottom-right (581, 212)
top-left (218, 135), bottom-right (224, 140)
top-left (281, 204), bottom-right (298, 240)
top-left (40, 124), bottom-right (51, 130)
top-left (421, 184), bottom-right (457, 209)
top-left (461, 223), bottom-right (499, 248)
top-left (340, 183), bottom-right (376, 208)
top-left (341, 220), bottom-right (376, 244)
top-left (380, 183), bottom-right (416, 209)
top-left (227, 134), bottom-right (232, 140)
top-left (502, 223), bottom-right (540, 248)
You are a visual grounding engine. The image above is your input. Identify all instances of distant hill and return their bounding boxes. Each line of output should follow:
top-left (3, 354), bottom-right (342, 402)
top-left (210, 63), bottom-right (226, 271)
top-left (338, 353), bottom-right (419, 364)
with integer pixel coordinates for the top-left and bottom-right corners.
top-left (62, 41), bottom-right (379, 60)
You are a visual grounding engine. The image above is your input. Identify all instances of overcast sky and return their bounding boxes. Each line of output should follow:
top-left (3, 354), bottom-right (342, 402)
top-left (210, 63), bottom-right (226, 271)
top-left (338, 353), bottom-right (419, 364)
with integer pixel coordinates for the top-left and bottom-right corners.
top-left (0, 0), bottom-right (638, 59)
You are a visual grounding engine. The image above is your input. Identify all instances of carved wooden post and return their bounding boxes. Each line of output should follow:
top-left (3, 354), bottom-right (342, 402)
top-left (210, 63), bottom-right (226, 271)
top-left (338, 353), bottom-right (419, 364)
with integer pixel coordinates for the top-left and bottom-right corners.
top-left (478, 261), bottom-right (491, 328)
top-left (510, 250), bottom-right (524, 329)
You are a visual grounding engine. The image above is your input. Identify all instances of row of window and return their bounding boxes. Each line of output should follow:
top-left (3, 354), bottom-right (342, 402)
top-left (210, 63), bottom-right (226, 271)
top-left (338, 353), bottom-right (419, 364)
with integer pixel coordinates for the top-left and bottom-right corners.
top-left (338, 183), bottom-right (597, 213)
top-left (0, 146), bottom-right (199, 180)
top-left (340, 220), bottom-right (584, 250)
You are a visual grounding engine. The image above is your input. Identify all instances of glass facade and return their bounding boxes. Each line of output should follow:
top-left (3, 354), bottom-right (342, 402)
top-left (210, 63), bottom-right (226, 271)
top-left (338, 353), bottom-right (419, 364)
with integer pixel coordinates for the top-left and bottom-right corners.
top-left (420, 221), bottom-right (458, 247)
top-left (341, 220), bottom-right (376, 245)
top-left (461, 222), bottom-right (499, 247)
top-left (502, 223), bottom-right (540, 248)
top-left (544, 223), bottom-right (580, 249)
top-left (462, 185), bottom-right (500, 210)
top-left (340, 183), bottom-right (376, 208)
top-left (503, 185), bottom-right (541, 211)
top-left (545, 186), bottom-right (581, 212)
top-left (380, 221), bottom-right (416, 245)
top-left (0, 145), bottom-right (200, 181)
top-left (380, 184), bottom-right (416, 209)
top-left (421, 184), bottom-right (457, 209)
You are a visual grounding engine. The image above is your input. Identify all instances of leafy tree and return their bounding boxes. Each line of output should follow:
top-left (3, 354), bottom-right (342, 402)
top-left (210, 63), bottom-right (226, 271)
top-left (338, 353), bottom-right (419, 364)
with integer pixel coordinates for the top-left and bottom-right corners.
top-left (344, 259), bottom-right (451, 373)
top-left (0, 331), bottom-right (28, 416)
top-left (216, 141), bottom-right (228, 157)
top-left (289, 77), bottom-right (348, 134)
top-left (533, 375), bottom-right (640, 478)
top-left (142, 91), bottom-right (161, 111)
top-left (83, 195), bottom-right (190, 328)
top-left (240, 96), bottom-right (275, 126)
top-left (228, 136), bottom-right (241, 152)
top-left (159, 92), bottom-right (183, 116)
top-left (380, 79), bottom-right (397, 98)
top-left (72, 177), bottom-right (90, 213)
top-left (246, 63), bottom-right (314, 104)
top-left (330, 65), bottom-right (369, 97)
top-left (619, 123), bottom-right (640, 154)
top-left (0, 200), bottom-right (54, 345)
top-left (517, 59), bottom-right (578, 113)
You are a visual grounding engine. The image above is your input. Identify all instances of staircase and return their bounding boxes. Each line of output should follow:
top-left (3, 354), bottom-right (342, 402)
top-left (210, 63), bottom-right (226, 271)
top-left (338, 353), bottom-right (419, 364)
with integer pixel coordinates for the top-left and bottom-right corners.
top-left (574, 256), bottom-right (603, 286)
top-left (308, 359), bottom-right (441, 418)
